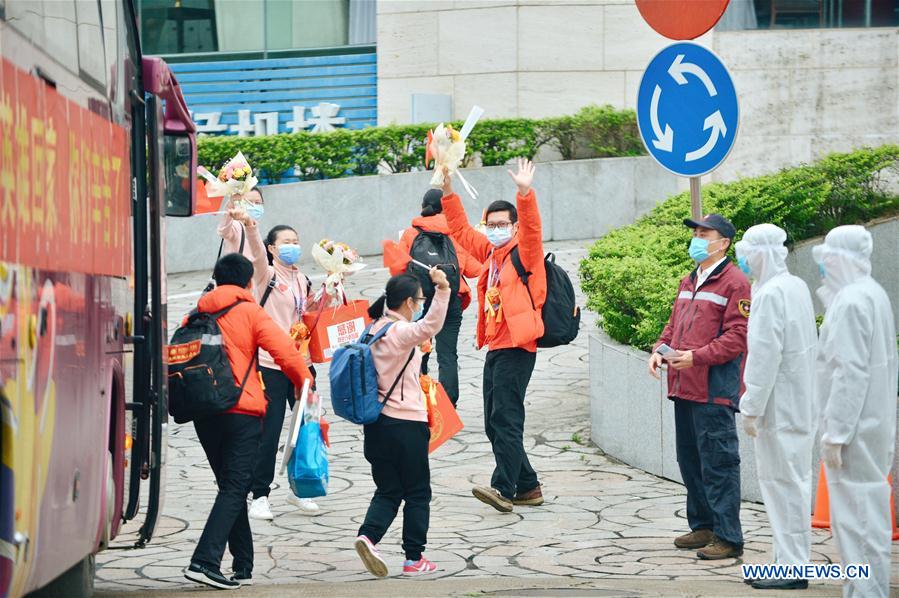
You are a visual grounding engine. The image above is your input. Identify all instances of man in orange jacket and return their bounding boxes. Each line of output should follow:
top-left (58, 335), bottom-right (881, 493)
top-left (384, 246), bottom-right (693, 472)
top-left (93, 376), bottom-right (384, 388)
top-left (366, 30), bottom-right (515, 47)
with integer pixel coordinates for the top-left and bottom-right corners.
top-left (388, 189), bottom-right (482, 405)
top-left (185, 253), bottom-right (313, 590)
top-left (441, 159), bottom-right (547, 513)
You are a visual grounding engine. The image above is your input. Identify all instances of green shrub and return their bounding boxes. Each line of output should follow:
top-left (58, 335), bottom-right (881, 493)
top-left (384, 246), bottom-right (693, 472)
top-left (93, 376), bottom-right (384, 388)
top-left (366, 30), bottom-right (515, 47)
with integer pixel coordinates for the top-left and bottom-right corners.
top-left (196, 104), bottom-right (643, 182)
top-left (579, 145), bottom-right (899, 351)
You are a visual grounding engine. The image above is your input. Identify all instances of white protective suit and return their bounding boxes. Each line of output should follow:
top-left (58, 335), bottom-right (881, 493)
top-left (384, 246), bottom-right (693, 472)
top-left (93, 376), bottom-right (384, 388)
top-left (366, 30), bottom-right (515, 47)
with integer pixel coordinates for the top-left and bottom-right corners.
top-left (736, 224), bottom-right (818, 567)
top-left (814, 225), bottom-right (898, 598)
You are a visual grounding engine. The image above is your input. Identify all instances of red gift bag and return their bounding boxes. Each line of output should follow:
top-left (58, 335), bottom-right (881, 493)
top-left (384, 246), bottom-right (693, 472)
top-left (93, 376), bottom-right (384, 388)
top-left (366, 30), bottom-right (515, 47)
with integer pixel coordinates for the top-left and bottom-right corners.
top-left (302, 299), bottom-right (371, 363)
top-left (420, 375), bottom-right (464, 454)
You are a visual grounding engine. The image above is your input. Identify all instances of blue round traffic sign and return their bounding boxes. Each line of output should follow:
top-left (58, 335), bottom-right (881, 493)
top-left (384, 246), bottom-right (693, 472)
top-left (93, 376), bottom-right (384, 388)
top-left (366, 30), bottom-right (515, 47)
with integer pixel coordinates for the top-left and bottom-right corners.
top-left (636, 42), bottom-right (739, 177)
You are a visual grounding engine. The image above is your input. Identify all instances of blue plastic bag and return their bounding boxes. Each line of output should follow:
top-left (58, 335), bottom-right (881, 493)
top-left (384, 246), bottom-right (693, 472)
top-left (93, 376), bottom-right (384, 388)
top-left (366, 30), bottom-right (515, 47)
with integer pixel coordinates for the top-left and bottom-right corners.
top-left (288, 420), bottom-right (329, 499)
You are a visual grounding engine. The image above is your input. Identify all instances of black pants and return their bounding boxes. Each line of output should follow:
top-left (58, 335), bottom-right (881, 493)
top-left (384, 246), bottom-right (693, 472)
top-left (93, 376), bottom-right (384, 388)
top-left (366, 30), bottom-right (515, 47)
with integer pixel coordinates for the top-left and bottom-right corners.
top-left (483, 348), bottom-right (539, 500)
top-left (358, 415), bottom-right (431, 561)
top-left (251, 365), bottom-right (316, 499)
top-left (673, 399), bottom-right (743, 548)
top-left (192, 413), bottom-right (262, 573)
top-left (434, 298), bottom-right (463, 406)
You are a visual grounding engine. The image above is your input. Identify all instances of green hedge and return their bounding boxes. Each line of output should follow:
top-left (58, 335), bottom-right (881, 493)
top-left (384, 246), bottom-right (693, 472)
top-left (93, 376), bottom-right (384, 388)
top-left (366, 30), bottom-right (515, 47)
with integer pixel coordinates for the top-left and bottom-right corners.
top-left (197, 105), bottom-right (644, 183)
top-left (579, 145), bottom-right (899, 351)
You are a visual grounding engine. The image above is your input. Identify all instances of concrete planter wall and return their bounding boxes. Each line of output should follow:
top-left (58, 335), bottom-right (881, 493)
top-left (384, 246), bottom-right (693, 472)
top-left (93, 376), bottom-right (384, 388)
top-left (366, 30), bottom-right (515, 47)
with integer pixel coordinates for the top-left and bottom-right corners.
top-left (590, 216), bottom-right (899, 507)
top-left (166, 156), bottom-right (678, 274)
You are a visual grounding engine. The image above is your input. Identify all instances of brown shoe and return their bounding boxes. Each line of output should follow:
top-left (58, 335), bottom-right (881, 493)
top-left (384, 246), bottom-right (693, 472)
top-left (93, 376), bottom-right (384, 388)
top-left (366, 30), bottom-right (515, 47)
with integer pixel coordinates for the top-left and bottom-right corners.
top-left (472, 486), bottom-right (513, 513)
top-left (513, 484), bottom-right (544, 506)
top-left (697, 536), bottom-right (743, 560)
top-left (674, 529), bottom-right (714, 549)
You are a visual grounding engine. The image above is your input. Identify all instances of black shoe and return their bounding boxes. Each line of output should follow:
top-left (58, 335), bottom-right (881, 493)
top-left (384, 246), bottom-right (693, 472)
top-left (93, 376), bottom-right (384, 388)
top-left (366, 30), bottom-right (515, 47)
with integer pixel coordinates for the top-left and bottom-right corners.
top-left (231, 570), bottom-right (253, 585)
top-left (184, 563), bottom-right (240, 590)
top-left (744, 578), bottom-right (757, 585)
top-left (751, 579), bottom-right (808, 590)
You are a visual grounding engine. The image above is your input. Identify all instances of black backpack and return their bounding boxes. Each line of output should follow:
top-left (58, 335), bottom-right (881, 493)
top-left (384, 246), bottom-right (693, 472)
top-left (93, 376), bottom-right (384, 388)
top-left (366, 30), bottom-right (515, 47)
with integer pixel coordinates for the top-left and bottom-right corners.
top-left (167, 301), bottom-right (256, 424)
top-left (406, 227), bottom-right (461, 310)
top-left (510, 249), bottom-right (580, 348)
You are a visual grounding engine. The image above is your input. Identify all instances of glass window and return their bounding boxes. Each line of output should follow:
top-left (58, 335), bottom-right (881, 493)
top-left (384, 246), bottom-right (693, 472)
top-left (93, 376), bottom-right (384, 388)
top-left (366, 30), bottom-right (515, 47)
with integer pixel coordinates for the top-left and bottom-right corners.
top-left (266, 0), bottom-right (348, 51)
top-left (5, 0), bottom-right (45, 46)
top-left (718, 0), bottom-right (899, 30)
top-left (44, 1), bottom-right (79, 72)
top-left (76, 0), bottom-right (106, 85)
top-left (140, 0), bottom-right (222, 55)
top-left (164, 134), bottom-right (193, 217)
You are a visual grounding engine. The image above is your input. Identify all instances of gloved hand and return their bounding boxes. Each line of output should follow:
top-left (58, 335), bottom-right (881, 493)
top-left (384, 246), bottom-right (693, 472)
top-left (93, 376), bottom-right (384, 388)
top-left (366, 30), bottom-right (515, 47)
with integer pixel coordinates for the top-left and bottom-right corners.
top-left (743, 416), bottom-right (759, 438)
top-left (822, 442), bottom-right (843, 469)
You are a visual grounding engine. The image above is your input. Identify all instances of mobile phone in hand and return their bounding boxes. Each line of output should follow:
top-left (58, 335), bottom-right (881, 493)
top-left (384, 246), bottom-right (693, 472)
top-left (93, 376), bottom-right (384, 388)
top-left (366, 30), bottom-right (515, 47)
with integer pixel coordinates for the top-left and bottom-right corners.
top-left (656, 343), bottom-right (675, 361)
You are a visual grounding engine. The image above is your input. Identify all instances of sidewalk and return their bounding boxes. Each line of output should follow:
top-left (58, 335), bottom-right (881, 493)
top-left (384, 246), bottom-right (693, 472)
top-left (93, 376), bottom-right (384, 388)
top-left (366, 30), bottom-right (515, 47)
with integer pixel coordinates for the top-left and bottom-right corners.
top-left (96, 241), bottom-right (891, 596)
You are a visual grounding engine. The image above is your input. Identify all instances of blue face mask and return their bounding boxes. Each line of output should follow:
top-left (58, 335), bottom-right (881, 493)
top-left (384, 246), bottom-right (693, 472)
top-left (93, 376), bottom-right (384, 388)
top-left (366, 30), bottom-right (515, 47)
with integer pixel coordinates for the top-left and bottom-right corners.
top-left (486, 226), bottom-right (513, 248)
top-left (688, 237), bottom-right (710, 262)
top-left (412, 305), bottom-right (424, 321)
top-left (277, 243), bottom-right (301, 265)
top-left (818, 263), bottom-right (826, 279)
top-left (737, 256), bottom-right (752, 276)
top-left (246, 203), bottom-right (265, 221)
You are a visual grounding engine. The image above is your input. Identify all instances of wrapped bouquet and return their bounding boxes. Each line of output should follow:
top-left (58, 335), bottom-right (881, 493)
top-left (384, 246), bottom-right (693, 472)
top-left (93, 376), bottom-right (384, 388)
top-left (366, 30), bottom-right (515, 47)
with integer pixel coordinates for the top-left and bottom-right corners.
top-left (425, 105), bottom-right (484, 200)
top-left (198, 151), bottom-right (258, 200)
top-left (311, 239), bottom-right (366, 303)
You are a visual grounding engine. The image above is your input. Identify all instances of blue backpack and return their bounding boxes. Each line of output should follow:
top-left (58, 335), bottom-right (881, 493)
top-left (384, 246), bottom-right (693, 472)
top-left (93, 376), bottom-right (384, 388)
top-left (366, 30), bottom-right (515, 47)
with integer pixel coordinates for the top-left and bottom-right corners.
top-left (329, 321), bottom-right (415, 425)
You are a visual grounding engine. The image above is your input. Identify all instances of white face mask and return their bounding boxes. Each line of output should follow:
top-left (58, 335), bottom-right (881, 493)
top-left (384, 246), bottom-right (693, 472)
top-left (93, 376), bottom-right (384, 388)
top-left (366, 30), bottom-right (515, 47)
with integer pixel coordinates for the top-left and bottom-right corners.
top-left (486, 226), bottom-right (513, 247)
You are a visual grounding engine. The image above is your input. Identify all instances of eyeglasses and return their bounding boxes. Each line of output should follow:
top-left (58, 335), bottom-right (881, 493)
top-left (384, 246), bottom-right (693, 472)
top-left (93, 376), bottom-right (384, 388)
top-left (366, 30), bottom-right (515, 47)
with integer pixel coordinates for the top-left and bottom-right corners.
top-left (413, 296), bottom-right (426, 303)
top-left (485, 221), bottom-right (513, 231)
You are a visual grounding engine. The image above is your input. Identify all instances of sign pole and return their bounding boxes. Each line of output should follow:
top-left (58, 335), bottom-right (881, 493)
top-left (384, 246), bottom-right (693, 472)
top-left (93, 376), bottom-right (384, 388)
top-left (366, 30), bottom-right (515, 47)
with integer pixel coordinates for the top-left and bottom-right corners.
top-left (689, 176), bottom-right (702, 220)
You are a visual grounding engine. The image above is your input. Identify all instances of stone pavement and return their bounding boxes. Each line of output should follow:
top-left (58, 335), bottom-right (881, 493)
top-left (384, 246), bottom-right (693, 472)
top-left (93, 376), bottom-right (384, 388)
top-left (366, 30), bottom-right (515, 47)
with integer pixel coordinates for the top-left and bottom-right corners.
top-left (96, 241), bottom-right (898, 597)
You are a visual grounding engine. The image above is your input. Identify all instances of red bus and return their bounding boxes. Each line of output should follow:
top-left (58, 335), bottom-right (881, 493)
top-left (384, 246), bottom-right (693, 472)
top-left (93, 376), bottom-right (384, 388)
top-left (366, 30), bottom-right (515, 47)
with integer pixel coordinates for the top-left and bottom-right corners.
top-left (0, 1), bottom-right (197, 595)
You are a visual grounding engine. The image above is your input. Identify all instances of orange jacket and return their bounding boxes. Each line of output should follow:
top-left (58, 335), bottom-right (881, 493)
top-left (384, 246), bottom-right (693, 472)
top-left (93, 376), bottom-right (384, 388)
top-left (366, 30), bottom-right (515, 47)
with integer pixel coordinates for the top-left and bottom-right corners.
top-left (196, 285), bottom-right (313, 417)
top-left (442, 190), bottom-right (546, 352)
top-left (391, 215), bottom-right (482, 310)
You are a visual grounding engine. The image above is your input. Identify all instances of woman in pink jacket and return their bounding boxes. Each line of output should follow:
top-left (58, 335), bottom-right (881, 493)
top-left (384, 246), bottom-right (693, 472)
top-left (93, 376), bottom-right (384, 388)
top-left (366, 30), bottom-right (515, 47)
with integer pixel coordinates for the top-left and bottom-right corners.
top-left (239, 214), bottom-right (319, 519)
top-left (354, 268), bottom-right (449, 578)
top-left (217, 187), bottom-right (264, 260)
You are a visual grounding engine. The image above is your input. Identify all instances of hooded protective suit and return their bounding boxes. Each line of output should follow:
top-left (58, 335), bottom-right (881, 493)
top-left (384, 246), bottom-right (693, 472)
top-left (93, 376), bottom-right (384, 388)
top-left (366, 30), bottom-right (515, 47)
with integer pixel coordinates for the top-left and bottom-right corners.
top-left (813, 225), bottom-right (898, 598)
top-left (735, 224), bottom-right (817, 567)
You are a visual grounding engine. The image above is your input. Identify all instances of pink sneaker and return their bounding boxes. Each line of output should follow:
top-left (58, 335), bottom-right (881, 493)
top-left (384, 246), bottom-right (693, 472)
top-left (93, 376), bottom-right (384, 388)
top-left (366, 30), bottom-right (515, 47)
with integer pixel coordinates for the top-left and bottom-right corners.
top-left (402, 557), bottom-right (437, 576)
top-left (354, 535), bottom-right (388, 578)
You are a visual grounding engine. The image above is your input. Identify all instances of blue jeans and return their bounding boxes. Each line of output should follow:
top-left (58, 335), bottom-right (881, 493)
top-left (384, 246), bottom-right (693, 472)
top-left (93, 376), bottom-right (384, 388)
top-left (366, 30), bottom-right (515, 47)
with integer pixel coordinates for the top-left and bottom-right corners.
top-left (673, 399), bottom-right (743, 548)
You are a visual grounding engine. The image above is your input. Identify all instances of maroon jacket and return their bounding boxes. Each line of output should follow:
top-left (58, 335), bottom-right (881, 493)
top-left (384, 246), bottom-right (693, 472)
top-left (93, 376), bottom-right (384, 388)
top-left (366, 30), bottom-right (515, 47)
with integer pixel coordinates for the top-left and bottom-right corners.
top-left (654, 258), bottom-right (751, 410)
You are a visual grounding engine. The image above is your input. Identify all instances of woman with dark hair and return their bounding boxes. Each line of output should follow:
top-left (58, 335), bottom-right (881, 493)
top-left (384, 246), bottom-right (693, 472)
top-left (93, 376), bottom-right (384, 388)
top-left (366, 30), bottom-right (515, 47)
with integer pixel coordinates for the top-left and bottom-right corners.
top-left (217, 187), bottom-right (264, 260)
top-left (388, 189), bottom-right (481, 407)
top-left (354, 268), bottom-right (450, 578)
top-left (238, 213), bottom-right (319, 519)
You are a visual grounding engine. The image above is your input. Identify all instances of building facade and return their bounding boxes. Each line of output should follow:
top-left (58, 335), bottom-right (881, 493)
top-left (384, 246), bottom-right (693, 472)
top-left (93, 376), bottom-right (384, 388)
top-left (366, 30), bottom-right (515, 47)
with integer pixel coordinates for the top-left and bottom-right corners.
top-left (377, 0), bottom-right (899, 180)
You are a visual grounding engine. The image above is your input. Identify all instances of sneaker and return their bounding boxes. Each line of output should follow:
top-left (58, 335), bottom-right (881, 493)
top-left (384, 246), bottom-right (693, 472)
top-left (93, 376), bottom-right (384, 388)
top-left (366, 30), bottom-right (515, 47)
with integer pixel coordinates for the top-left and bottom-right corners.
top-left (403, 557), bottom-right (438, 577)
top-left (472, 486), bottom-right (513, 513)
top-left (697, 536), bottom-right (744, 560)
top-left (248, 496), bottom-right (274, 521)
top-left (354, 535), bottom-right (389, 578)
top-left (230, 570), bottom-right (253, 585)
top-left (512, 484), bottom-right (544, 506)
top-left (674, 528), bottom-right (714, 549)
top-left (184, 563), bottom-right (240, 590)
top-left (751, 579), bottom-right (809, 590)
top-left (287, 494), bottom-right (321, 514)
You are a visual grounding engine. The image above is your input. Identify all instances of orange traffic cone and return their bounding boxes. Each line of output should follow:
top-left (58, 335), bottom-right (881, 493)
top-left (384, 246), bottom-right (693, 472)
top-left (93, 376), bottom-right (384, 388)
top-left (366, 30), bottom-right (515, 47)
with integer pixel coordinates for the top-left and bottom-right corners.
top-left (810, 462), bottom-right (899, 540)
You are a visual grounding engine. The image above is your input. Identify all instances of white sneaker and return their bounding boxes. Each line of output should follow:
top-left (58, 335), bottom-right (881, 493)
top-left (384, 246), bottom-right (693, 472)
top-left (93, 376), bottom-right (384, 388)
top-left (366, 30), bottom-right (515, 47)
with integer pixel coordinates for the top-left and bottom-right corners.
top-left (248, 496), bottom-right (274, 520)
top-left (287, 494), bottom-right (320, 514)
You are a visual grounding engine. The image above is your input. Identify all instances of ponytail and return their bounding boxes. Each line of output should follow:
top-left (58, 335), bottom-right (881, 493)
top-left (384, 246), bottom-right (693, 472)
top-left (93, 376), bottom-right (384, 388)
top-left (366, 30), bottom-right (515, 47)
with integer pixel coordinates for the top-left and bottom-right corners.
top-left (367, 274), bottom-right (421, 319)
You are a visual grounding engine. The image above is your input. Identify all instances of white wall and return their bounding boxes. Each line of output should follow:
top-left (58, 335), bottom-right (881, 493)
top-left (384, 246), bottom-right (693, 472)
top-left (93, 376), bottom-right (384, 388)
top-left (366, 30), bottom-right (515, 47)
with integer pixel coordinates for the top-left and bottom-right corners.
top-left (376, 0), bottom-right (899, 181)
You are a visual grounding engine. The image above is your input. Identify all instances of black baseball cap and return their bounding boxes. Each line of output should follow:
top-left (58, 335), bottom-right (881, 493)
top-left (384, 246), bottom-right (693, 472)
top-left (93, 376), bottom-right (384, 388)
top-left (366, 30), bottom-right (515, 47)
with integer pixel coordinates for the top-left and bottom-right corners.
top-left (684, 213), bottom-right (736, 239)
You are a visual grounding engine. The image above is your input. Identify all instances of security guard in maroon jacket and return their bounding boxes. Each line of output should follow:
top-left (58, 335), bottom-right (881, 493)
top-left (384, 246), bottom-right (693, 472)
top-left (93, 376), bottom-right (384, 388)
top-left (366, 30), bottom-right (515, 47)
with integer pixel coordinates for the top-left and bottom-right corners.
top-left (647, 214), bottom-right (751, 561)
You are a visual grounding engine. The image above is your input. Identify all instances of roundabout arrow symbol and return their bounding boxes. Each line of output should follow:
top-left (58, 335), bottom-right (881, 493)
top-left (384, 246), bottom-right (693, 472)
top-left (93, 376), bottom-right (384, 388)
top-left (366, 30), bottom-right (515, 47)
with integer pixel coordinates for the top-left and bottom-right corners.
top-left (650, 85), bottom-right (673, 152)
top-left (685, 110), bottom-right (726, 162)
top-left (669, 54), bottom-right (717, 97)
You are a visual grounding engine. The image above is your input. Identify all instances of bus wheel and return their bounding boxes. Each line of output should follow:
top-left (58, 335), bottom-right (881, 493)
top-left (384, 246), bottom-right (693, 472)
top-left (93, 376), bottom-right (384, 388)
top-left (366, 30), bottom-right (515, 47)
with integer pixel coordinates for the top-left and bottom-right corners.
top-left (31, 553), bottom-right (95, 597)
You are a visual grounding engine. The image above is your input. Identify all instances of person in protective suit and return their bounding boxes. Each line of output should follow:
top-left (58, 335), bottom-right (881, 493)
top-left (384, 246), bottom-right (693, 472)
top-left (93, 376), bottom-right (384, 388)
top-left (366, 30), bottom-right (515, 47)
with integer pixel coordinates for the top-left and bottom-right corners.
top-left (735, 224), bottom-right (817, 591)
top-left (814, 225), bottom-right (898, 598)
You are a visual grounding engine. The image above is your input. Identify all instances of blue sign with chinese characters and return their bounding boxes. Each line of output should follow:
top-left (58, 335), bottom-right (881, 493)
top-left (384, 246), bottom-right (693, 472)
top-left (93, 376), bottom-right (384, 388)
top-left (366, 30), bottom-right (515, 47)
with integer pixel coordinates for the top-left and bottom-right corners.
top-left (636, 42), bottom-right (739, 177)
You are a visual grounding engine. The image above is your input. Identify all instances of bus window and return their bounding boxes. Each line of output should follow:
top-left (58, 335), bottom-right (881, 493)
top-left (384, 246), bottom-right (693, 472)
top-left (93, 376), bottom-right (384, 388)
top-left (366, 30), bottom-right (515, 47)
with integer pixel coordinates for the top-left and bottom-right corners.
top-left (5, 0), bottom-right (45, 46)
top-left (44, 0), bottom-right (78, 73)
top-left (76, 0), bottom-right (106, 87)
top-left (164, 134), bottom-right (192, 217)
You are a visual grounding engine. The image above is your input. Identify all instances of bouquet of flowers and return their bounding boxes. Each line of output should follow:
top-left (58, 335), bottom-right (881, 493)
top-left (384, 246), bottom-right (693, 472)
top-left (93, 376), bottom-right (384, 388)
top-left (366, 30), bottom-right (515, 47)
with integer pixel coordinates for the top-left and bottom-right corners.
top-left (425, 105), bottom-right (484, 200)
top-left (198, 151), bottom-right (258, 200)
top-left (311, 239), bottom-right (366, 303)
